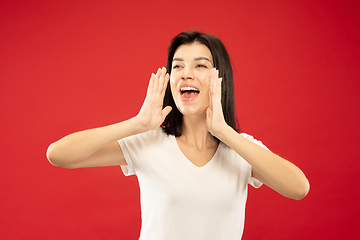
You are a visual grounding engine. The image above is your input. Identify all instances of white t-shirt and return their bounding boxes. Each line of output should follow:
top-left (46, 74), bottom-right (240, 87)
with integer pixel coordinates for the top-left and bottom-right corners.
top-left (118, 128), bottom-right (269, 240)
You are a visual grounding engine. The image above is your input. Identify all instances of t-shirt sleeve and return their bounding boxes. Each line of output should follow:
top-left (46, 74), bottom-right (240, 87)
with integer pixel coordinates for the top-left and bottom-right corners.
top-left (118, 138), bottom-right (136, 176)
top-left (118, 135), bottom-right (137, 176)
top-left (240, 133), bottom-right (271, 188)
top-left (117, 129), bottom-right (152, 176)
top-left (117, 128), bottom-right (161, 176)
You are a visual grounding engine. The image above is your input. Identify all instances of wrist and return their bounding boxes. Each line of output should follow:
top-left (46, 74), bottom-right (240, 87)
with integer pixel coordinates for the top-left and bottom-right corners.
top-left (129, 116), bottom-right (149, 135)
top-left (214, 123), bottom-right (235, 143)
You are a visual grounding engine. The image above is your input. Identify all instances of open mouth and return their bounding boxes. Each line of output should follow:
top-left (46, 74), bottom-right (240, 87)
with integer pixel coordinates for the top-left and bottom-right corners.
top-left (180, 86), bottom-right (200, 101)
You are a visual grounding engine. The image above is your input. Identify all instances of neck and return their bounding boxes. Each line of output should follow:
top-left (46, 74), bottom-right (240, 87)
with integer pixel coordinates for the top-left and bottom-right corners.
top-left (179, 113), bottom-right (218, 150)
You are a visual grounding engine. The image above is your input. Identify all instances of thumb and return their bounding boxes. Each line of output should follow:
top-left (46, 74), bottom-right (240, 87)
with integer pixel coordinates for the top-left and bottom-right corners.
top-left (206, 107), bottom-right (212, 119)
top-left (162, 106), bottom-right (172, 119)
top-left (206, 107), bottom-right (212, 132)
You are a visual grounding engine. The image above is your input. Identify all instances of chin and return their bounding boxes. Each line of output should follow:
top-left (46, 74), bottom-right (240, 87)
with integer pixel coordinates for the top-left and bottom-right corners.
top-left (177, 105), bottom-right (207, 117)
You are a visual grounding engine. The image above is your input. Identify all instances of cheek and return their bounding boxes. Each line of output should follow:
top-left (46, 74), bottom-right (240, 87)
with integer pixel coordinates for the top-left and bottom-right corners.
top-left (169, 77), bottom-right (180, 105)
top-left (200, 75), bottom-right (211, 94)
top-left (169, 77), bottom-right (177, 95)
top-left (197, 70), bottom-right (211, 84)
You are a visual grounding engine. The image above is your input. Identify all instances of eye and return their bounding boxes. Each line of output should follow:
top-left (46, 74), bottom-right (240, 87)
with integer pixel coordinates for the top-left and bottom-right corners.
top-left (196, 64), bottom-right (208, 68)
top-left (172, 64), bottom-right (182, 69)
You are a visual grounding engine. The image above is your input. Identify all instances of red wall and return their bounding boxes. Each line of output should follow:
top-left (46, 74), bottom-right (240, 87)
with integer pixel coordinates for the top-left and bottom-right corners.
top-left (1, 0), bottom-right (359, 239)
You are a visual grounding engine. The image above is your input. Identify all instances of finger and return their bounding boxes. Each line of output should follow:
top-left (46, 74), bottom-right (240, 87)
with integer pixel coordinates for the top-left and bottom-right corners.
top-left (162, 106), bottom-right (172, 119)
top-left (211, 68), bottom-right (219, 101)
top-left (209, 68), bottom-right (214, 98)
top-left (211, 68), bottom-right (218, 97)
top-left (162, 73), bottom-right (170, 96)
top-left (206, 107), bottom-right (212, 119)
top-left (163, 66), bottom-right (169, 90)
top-left (147, 73), bottom-right (155, 97)
top-left (156, 67), bottom-right (162, 76)
top-left (216, 78), bottom-right (222, 102)
top-left (208, 69), bottom-right (214, 109)
top-left (206, 107), bottom-right (213, 130)
top-left (153, 67), bottom-right (162, 93)
top-left (158, 67), bottom-right (167, 93)
top-left (157, 68), bottom-right (164, 93)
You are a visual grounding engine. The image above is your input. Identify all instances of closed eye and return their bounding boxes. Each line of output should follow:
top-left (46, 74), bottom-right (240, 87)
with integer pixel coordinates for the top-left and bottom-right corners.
top-left (172, 64), bottom-right (182, 69)
top-left (196, 64), bottom-right (208, 68)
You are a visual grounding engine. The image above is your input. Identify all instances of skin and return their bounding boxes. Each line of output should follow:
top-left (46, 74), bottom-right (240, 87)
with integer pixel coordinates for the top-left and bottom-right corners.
top-left (170, 43), bottom-right (219, 167)
top-left (47, 42), bottom-right (309, 200)
top-left (46, 67), bottom-right (170, 168)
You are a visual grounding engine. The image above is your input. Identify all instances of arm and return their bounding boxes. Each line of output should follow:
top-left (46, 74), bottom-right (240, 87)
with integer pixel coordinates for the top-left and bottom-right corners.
top-left (47, 67), bottom-right (172, 169)
top-left (217, 127), bottom-right (309, 200)
top-left (206, 69), bottom-right (309, 200)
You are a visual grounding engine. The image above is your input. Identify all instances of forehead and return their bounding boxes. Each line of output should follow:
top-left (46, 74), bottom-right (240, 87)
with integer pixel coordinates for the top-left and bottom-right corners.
top-left (173, 42), bottom-right (213, 62)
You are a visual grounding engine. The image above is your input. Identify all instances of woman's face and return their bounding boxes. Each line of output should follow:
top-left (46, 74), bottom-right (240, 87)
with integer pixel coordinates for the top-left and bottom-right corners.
top-left (170, 42), bottom-right (214, 116)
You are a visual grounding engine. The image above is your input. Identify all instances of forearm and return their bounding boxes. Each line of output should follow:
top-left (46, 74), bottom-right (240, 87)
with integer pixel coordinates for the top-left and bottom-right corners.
top-left (47, 67), bottom-right (171, 168)
top-left (47, 116), bottom-right (144, 166)
top-left (216, 125), bottom-right (309, 200)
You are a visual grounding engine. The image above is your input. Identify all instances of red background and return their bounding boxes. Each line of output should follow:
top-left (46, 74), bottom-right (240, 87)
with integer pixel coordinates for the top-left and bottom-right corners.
top-left (1, 0), bottom-right (359, 239)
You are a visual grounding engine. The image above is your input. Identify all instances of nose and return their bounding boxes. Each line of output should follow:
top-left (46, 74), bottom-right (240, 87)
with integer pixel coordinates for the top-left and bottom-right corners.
top-left (181, 65), bottom-right (194, 80)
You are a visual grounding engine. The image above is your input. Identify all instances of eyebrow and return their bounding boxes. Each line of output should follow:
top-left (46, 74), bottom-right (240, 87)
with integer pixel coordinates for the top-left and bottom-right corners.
top-left (172, 57), bottom-right (212, 63)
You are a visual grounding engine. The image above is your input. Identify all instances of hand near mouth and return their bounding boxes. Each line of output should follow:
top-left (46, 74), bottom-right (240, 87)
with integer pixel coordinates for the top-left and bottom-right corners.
top-left (136, 67), bottom-right (172, 132)
top-left (206, 68), bottom-right (227, 137)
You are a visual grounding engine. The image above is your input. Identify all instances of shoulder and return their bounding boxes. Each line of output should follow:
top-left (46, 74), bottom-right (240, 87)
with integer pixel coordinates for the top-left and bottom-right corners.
top-left (239, 132), bottom-right (260, 142)
top-left (118, 127), bottom-right (171, 165)
top-left (119, 127), bottom-right (169, 146)
top-left (239, 132), bottom-right (270, 151)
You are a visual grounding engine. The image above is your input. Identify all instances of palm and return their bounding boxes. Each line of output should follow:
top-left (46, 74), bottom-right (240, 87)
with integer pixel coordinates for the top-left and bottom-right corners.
top-left (138, 67), bottom-right (172, 131)
top-left (206, 69), bottom-right (227, 136)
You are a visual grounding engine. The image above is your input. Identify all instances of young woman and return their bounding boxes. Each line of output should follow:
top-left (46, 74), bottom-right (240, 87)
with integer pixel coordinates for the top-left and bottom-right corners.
top-left (47, 31), bottom-right (309, 239)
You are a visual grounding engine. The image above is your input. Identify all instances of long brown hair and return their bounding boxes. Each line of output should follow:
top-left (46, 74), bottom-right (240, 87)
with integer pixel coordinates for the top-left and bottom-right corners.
top-left (161, 31), bottom-right (239, 137)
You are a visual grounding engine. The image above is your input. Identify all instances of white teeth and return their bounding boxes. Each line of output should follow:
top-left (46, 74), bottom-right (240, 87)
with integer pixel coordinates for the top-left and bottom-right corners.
top-left (181, 87), bottom-right (199, 92)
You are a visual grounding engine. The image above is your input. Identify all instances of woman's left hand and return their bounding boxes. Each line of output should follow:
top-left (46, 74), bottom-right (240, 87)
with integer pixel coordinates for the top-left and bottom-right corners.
top-left (206, 68), bottom-right (228, 137)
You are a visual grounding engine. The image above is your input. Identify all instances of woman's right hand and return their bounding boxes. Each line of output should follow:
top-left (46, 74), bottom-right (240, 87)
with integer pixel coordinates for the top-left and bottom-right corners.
top-left (47, 67), bottom-right (172, 168)
top-left (135, 67), bottom-right (172, 132)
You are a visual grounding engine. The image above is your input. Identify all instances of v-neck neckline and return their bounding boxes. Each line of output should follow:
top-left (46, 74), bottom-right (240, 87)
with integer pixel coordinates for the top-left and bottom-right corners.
top-left (172, 135), bottom-right (220, 170)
